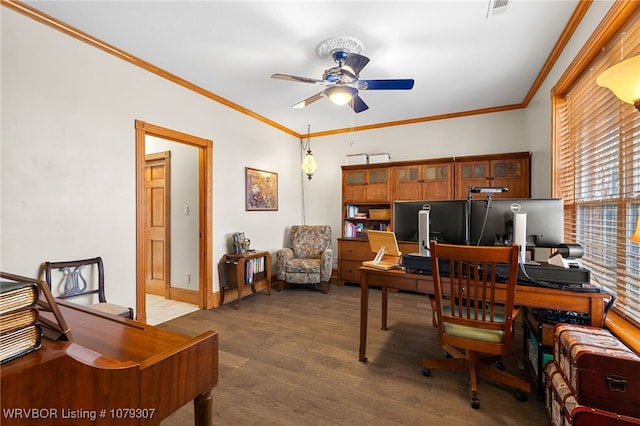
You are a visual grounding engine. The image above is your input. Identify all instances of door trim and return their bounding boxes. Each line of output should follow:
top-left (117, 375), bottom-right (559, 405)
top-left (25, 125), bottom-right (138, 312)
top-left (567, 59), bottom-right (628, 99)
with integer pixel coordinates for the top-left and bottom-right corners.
top-left (135, 120), bottom-right (214, 322)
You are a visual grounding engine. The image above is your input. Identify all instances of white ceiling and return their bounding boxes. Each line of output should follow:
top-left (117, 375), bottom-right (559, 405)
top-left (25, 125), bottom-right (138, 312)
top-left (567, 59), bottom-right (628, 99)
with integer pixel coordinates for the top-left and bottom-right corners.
top-left (22, 0), bottom-right (582, 136)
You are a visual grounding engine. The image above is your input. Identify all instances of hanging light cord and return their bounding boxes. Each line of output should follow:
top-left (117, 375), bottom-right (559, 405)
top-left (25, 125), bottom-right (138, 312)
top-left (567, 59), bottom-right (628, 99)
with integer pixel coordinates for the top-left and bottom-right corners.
top-left (302, 126), bottom-right (312, 152)
top-left (300, 125), bottom-right (310, 224)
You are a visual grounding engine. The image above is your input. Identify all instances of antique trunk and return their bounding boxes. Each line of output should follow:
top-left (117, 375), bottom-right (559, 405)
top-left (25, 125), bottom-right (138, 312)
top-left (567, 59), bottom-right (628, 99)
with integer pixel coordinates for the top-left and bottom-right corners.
top-left (545, 362), bottom-right (640, 426)
top-left (553, 324), bottom-right (640, 419)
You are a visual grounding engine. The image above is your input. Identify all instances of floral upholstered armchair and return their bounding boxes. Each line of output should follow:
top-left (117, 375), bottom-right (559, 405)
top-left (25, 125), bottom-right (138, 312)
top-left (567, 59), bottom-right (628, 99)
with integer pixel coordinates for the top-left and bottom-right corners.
top-left (276, 225), bottom-right (333, 293)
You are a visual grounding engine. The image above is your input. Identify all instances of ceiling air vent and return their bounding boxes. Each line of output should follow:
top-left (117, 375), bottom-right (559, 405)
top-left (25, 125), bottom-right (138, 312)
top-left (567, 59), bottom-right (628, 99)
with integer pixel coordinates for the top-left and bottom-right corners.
top-left (487, 0), bottom-right (510, 17)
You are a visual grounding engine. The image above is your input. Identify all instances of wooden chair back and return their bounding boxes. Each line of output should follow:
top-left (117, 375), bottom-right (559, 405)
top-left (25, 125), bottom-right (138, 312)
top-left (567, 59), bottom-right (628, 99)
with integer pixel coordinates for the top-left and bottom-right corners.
top-left (43, 257), bottom-right (133, 319)
top-left (44, 257), bottom-right (107, 303)
top-left (44, 257), bottom-right (106, 303)
top-left (429, 241), bottom-right (520, 358)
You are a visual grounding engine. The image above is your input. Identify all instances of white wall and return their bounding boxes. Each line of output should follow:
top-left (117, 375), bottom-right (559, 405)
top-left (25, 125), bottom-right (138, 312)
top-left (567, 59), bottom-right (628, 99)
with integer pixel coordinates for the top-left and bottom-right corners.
top-left (1, 8), bottom-right (302, 309)
top-left (524, 0), bottom-right (615, 198)
top-left (304, 109), bottom-right (527, 265)
top-left (303, 1), bottom-right (615, 261)
top-left (1, 2), bottom-right (614, 309)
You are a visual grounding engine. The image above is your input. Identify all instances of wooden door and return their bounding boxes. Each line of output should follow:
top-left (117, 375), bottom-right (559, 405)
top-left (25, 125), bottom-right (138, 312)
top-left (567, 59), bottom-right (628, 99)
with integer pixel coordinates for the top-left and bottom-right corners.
top-left (455, 160), bottom-right (490, 199)
top-left (145, 152), bottom-right (171, 297)
top-left (343, 169), bottom-right (367, 202)
top-left (393, 165), bottom-right (422, 201)
top-left (423, 163), bottom-right (453, 200)
top-left (490, 158), bottom-right (530, 198)
top-left (365, 168), bottom-right (390, 202)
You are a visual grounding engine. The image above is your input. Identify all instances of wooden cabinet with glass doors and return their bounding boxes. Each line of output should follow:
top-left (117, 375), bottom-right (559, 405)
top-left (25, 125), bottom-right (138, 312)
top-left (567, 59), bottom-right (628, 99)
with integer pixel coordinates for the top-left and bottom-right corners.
top-left (454, 152), bottom-right (530, 199)
top-left (338, 152), bottom-right (531, 285)
top-left (393, 159), bottom-right (454, 201)
top-left (342, 165), bottom-right (391, 203)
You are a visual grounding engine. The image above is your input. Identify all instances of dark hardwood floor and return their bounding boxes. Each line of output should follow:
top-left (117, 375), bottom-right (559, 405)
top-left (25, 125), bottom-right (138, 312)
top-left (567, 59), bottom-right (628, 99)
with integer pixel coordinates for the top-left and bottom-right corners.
top-left (157, 282), bottom-right (548, 425)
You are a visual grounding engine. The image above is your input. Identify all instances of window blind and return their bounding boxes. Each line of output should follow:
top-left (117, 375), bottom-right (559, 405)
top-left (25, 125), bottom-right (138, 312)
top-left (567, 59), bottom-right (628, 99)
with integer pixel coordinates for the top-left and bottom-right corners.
top-left (554, 9), bottom-right (640, 327)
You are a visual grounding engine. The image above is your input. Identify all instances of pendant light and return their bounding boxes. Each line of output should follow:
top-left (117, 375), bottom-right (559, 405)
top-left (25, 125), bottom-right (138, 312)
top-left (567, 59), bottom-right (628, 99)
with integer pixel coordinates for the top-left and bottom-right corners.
top-left (301, 125), bottom-right (317, 180)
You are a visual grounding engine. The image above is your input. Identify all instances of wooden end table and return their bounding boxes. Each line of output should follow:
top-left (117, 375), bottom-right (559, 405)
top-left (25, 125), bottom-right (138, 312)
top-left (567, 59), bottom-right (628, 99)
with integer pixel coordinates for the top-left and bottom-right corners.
top-left (218, 250), bottom-right (271, 309)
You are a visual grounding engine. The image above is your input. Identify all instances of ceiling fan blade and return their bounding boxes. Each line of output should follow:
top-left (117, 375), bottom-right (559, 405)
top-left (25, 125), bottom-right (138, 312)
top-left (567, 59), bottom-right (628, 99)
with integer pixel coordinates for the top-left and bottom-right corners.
top-left (358, 79), bottom-right (415, 90)
top-left (292, 92), bottom-right (325, 109)
top-left (343, 53), bottom-right (370, 76)
top-left (271, 73), bottom-right (324, 85)
top-left (350, 95), bottom-right (369, 113)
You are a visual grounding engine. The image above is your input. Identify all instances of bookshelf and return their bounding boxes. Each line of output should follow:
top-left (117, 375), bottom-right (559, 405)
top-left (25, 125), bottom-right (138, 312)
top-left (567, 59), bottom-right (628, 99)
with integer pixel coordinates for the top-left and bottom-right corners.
top-left (338, 152), bottom-right (531, 285)
top-left (218, 250), bottom-right (272, 309)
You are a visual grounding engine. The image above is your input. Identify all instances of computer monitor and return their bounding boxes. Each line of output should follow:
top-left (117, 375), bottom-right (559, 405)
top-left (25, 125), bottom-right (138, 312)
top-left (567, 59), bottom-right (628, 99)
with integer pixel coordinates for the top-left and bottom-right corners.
top-left (468, 198), bottom-right (564, 248)
top-left (393, 200), bottom-right (468, 245)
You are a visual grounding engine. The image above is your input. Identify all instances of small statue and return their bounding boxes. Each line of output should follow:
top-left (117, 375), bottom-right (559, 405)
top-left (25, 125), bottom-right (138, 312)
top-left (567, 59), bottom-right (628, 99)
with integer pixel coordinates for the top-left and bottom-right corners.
top-left (233, 232), bottom-right (251, 253)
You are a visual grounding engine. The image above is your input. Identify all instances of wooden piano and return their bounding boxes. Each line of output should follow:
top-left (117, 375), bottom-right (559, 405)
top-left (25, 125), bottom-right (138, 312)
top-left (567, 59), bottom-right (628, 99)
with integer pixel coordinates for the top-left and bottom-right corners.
top-left (1, 272), bottom-right (218, 426)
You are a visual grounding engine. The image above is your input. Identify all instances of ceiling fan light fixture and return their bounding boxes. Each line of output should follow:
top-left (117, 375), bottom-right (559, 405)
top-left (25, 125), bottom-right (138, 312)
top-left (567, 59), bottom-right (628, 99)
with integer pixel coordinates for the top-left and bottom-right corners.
top-left (597, 55), bottom-right (640, 112)
top-left (316, 36), bottom-right (364, 59)
top-left (325, 86), bottom-right (357, 106)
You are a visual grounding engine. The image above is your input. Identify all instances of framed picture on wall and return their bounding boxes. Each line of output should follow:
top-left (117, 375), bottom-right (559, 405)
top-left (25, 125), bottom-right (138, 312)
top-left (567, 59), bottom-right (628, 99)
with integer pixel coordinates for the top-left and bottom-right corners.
top-left (245, 167), bottom-right (278, 211)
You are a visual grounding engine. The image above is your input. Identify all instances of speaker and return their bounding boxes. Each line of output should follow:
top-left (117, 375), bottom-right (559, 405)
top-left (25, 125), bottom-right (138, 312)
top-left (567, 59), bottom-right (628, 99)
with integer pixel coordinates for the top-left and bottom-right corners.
top-left (418, 208), bottom-right (430, 257)
top-left (513, 211), bottom-right (527, 264)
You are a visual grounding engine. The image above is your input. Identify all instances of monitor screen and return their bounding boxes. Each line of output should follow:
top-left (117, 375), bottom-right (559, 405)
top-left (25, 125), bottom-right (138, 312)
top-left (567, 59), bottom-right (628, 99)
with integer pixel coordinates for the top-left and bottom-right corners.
top-left (393, 200), bottom-right (467, 245)
top-left (468, 198), bottom-right (564, 248)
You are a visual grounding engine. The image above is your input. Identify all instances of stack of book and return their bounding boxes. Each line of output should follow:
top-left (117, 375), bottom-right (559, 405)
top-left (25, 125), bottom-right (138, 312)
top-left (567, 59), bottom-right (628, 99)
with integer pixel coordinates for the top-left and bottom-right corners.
top-left (0, 280), bottom-right (42, 364)
top-left (244, 256), bottom-right (265, 283)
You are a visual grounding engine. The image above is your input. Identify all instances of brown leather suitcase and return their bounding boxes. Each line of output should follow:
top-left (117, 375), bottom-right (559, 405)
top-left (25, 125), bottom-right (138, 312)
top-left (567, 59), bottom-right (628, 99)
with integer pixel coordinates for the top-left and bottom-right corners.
top-left (553, 324), bottom-right (640, 419)
top-left (545, 362), bottom-right (640, 426)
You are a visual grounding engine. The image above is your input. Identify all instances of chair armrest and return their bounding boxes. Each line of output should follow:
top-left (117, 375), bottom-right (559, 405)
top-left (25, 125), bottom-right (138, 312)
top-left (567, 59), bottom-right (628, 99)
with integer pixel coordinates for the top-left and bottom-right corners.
top-left (276, 248), bottom-right (294, 281)
top-left (320, 249), bottom-right (333, 283)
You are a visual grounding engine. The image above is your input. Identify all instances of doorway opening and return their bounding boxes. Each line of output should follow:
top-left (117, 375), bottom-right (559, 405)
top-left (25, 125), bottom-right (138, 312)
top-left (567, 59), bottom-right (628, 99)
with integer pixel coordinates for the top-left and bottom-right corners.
top-left (135, 120), bottom-right (214, 323)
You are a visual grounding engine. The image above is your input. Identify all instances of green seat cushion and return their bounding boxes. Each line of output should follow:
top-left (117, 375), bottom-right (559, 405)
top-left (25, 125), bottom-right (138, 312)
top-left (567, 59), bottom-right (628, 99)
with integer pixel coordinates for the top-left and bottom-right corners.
top-left (442, 305), bottom-right (505, 343)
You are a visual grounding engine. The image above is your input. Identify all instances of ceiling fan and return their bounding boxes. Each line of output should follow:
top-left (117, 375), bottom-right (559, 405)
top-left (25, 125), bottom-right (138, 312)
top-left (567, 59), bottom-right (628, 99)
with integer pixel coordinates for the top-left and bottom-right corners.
top-left (271, 49), bottom-right (414, 113)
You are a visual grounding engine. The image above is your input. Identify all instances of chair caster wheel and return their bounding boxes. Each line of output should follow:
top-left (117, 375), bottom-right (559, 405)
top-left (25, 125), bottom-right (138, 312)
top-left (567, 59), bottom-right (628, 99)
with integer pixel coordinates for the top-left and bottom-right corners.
top-left (470, 398), bottom-right (480, 409)
top-left (496, 361), bottom-right (506, 370)
top-left (515, 390), bottom-right (528, 402)
top-left (422, 368), bottom-right (431, 377)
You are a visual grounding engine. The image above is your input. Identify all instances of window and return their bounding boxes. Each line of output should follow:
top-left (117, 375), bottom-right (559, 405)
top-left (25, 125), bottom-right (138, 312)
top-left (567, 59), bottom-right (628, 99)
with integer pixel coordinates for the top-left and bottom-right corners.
top-left (553, 6), bottom-right (640, 326)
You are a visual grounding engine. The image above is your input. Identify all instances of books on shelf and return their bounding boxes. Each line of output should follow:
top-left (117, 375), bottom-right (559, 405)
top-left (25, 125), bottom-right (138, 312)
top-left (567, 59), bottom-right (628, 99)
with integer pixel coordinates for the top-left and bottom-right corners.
top-left (0, 280), bottom-right (42, 364)
top-left (344, 222), bottom-right (358, 238)
top-left (244, 256), bottom-right (265, 284)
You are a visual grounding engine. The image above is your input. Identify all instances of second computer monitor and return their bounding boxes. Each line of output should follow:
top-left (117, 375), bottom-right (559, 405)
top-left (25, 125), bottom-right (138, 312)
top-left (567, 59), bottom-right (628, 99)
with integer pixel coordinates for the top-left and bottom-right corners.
top-left (468, 198), bottom-right (564, 248)
top-left (393, 200), bottom-right (467, 245)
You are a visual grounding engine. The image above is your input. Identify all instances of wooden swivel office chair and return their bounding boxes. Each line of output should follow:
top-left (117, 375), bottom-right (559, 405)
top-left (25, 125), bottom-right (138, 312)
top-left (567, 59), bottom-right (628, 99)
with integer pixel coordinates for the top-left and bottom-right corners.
top-left (43, 257), bottom-right (134, 319)
top-left (423, 242), bottom-right (530, 409)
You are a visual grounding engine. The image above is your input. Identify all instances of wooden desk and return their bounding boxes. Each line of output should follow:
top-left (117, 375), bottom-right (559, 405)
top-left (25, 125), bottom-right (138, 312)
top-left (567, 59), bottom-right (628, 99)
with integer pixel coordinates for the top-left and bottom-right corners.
top-left (358, 266), bottom-right (609, 362)
top-left (1, 301), bottom-right (218, 425)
